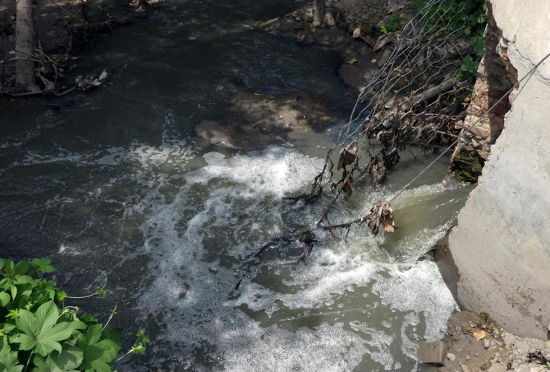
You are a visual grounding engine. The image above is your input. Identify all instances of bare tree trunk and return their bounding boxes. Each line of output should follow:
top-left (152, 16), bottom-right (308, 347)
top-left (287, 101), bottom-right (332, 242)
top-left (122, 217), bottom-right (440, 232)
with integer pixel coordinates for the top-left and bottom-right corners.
top-left (312, 0), bottom-right (324, 27)
top-left (15, 0), bottom-right (39, 92)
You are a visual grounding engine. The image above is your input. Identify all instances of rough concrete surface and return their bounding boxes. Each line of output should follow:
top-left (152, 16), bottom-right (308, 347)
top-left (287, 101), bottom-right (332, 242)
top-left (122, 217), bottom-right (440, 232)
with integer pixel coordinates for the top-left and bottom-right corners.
top-left (447, 0), bottom-right (550, 339)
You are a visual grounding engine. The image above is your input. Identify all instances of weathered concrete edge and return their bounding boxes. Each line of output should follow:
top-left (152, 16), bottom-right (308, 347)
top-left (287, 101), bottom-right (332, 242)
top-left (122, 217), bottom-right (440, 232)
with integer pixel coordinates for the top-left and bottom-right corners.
top-left (443, 0), bottom-right (550, 339)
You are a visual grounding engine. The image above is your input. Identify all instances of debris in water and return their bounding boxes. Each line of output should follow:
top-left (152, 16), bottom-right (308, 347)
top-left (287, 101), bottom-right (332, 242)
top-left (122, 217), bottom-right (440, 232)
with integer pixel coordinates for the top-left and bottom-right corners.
top-left (337, 140), bottom-right (358, 170)
top-left (367, 203), bottom-right (396, 235)
top-left (75, 69), bottom-right (109, 91)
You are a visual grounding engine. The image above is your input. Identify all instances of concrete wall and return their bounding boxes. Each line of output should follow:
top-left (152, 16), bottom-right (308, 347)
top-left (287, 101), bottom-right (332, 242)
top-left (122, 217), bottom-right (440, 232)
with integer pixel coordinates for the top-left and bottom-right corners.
top-left (447, 0), bottom-right (550, 339)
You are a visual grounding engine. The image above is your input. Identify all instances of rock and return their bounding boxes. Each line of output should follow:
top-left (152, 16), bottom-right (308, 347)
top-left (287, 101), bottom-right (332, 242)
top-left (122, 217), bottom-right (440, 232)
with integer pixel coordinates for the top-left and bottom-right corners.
top-left (324, 12), bottom-right (335, 27)
top-left (484, 339), bottom-right (491, 349)
top-left (515, 366), bottom-right (530, 372)
top-left (447, 353), bottom-right (457, 362)
top-left (460, 363), bottom-right (470, 372)
top-left (352, 27), bottom-right (361, 38)
top-left (542, 348), bottom-right (550, 361)
top-left (377, 48), bottom-right (392, 67)
top-left (480, 361), bottom-right (491, 370)
top-left (195, 120), bottom-right (238, 149)
top-left (373, 33), bottom-right (395, 51)
top-left (417, 341), bottom-right (447, 367)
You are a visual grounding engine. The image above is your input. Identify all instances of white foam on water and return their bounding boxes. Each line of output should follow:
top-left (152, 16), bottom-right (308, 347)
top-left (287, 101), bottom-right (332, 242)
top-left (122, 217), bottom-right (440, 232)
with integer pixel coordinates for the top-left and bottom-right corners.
top-left (3, 122), bottom-right (461, 370)
top-left (132, 146), bottom-right (460, 371)
top-left (372, 262), bottom-right (458, 341)
top-left (220, 322), bottom-right (369, 372)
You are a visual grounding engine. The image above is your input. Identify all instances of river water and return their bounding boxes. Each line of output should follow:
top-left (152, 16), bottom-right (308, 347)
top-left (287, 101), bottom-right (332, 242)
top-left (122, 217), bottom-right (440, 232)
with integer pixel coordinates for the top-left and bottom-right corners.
top-left (0, 0), bottom-right (472, 370)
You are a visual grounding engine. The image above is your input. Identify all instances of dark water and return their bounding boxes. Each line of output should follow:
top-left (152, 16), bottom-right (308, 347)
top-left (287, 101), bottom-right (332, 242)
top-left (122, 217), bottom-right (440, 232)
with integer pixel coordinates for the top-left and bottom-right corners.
top-left (0, 0), bottom-right (471, 370)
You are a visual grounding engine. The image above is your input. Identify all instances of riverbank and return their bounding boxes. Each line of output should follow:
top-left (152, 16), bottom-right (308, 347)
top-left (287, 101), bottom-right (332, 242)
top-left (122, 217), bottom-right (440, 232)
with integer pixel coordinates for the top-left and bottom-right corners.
top-left (431, 311), bottom-right (550, 372)
top-left (0, 0), bottom-right (161, 95)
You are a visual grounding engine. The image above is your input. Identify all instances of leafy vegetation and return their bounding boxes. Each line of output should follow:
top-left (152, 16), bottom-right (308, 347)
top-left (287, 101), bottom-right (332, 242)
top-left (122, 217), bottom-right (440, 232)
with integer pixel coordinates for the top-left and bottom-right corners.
top-left (0, 258), bottom-right (149, 371)
top-left (380, 14), bottom-right (401, 34)
top-left (411, 0), bottom-right (487, 79)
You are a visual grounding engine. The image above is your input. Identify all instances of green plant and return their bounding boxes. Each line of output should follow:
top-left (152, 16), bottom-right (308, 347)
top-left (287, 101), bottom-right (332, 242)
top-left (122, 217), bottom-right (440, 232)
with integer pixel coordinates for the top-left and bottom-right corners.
top-left (380, 14), bottom-right (401, 34)
top-left (0, 258), bottom-right (150, 371)
top-left (411, 0), bottom-right (487, 79)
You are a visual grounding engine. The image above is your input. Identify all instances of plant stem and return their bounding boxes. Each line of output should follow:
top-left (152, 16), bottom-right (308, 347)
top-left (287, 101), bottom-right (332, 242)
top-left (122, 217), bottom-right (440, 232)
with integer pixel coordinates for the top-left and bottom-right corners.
top-left (65, 272), bottom-right (108, 299)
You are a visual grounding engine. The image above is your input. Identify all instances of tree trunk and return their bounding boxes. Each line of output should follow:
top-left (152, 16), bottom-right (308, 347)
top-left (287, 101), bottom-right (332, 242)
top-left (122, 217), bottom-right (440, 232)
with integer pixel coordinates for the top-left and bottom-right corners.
top-left (15, 0), bottom-right (39, 92)
top-left (312, 0), bottom-right (324, 27)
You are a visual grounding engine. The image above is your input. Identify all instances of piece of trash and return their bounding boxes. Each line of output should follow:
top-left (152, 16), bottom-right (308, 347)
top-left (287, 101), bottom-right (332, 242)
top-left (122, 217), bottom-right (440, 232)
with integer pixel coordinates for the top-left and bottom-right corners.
top-left (472, 330), bottom-right (486, 341)
top-left (75, 69), bottom-right (109, 91)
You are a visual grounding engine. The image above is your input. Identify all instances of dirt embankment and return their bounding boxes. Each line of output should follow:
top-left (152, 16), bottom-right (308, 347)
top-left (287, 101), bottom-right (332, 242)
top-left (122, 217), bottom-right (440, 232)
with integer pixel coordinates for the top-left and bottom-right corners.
top-left (428, 311), bottom-right (550, 372)
top-left (0, 0), bottom-right (161, 95)
top-left (255, 0), bottom-right (410, 90)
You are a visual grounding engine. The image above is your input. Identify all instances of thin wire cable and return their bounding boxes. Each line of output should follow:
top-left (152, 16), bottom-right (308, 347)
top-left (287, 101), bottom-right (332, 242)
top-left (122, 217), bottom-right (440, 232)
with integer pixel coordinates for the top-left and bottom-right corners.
top-left (387, 51), bottom-right (550, 204)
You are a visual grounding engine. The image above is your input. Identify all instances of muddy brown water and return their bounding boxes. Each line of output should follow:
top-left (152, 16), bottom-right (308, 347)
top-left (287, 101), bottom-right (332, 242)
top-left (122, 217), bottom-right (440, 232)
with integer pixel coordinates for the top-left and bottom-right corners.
top-left (0, 0), bottom-right (472, 370)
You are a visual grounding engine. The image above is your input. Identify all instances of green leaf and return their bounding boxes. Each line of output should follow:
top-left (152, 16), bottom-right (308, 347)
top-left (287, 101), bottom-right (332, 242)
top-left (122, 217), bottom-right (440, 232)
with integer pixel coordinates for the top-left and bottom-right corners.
top-left (102, 328), bottom-right (121, 345)
top-left (0, 336), bottom-right (10, 357)
top-left (31, 259), bottom-right (55, 274)
top-left (133, 343), bottom-right (146, 356)
top-left (33, 345), bottom-right (83, 372)
top-left (136, 330), bottom-right (149, 344)
top-left (80, 325), bottom-right (121, 371)
top-left (13, 262), bottom-right (29, 276)
top-left (6, 310), bottom-right (18, 320)
top-left (90, 359), bottom-right (111, 372)
top-left (0, 292), bottom-right (9, 307)
top-left (347, 57), bottom-right (358, 65)
top-left (14, 275), bottom-right (35, 285)
top-left (4, 262), bottom-right (14, 277)
top-left (56, 291), bottom-right (67, 302)
top-left (13, 302), bottom-right (81, 357)
top-left (0, 259), bottom-right (6, 270)
top-left (0, 353), bottom-right (24, 372)
top-left (80, 314), bottom-right (98, 325)
top-left (470, 36), bottom-right (484, 56)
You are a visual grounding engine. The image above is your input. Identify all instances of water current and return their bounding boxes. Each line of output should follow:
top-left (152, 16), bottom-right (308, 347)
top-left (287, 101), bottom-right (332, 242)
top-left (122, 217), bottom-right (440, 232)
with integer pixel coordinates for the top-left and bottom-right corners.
top-left (0, 0), bottom-right (473, 370)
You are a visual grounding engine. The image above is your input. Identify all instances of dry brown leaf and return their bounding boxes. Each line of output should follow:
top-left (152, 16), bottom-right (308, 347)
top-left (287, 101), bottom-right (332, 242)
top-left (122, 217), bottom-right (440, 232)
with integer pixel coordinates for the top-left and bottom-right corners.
top-left (341, 175), bottom-right (354, 199)
top-left (472, 330), bottom-right (486, 341)
top-left (337, 141), bottom-right (358, 170)
top-left (352, 27), bottom-right (361, 38)
top-left (366, 203), bottom-right (397, 235)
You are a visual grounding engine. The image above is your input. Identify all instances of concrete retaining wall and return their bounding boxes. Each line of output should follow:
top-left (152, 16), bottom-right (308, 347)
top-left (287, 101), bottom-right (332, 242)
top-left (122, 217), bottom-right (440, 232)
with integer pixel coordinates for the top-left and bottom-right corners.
top-left (447, 0), bottom-right (550, 339)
